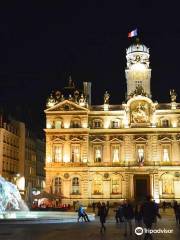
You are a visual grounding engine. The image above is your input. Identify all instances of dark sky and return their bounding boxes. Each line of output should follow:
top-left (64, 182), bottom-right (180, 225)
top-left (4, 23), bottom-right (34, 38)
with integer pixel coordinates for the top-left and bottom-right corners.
top-left (0, 1), bottom-right (180, 137)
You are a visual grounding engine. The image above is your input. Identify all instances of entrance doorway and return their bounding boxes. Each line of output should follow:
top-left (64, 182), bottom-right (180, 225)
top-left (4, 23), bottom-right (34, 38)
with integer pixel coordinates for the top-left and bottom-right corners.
top-left (134, 175), bottom-right (150, 201)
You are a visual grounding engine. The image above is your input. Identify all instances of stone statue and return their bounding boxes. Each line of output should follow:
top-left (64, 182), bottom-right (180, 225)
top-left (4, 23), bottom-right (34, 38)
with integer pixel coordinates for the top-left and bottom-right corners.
top-left (170, 89), bottom-right (177, 102)
top-left (79, 94), bottom-right (85, 106)
top-left (74, 90), bottom-right (79, 103)
top-left (104, 91), bottom-right (110, 104)
top-left (132, 103), bottom-right (148, 123)
top-left (55, 91), bottom-right (61, 102)
top-left (68, 94), bottom-right (73, 101)
top-left (60, 94), bottom-right (65, 102)
top-left (46, 93), bottom-right (56, 108)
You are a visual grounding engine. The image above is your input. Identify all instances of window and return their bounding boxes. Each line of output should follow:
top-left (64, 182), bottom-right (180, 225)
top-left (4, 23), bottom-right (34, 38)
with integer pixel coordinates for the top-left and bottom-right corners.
top-left (93, 119), bottom-right (102, 128)
top-left (54, 177), bottom-right (62, 195)
top-left (162, 174), bottom-right (174, 194)
top-left (53, 145), bottom-right (63, 162)
top-left (112, 178), bottom-right (121, 194)
top-left (111, 145), bottom-right (120, 162)
top-left (136, 145), bottom-right (145, 164)
top-left (55, 120), bottom-right (62, 129)
top-left (71, 145), bottom-right (80, 162)
top-left (72, 177), bottom-right (80, 194)
top-left (94, 145), bottom-right (102, 162)
top-left (71, 119), bottom-right (81, 128)
top-left (162, 145), bottom-right (170, 162)
top-left (112, 121), bottom-right (119, 128)
top-left (93, 175), bottom-right (102, 194)
top-left (162, 119), bottom-right (169, 127)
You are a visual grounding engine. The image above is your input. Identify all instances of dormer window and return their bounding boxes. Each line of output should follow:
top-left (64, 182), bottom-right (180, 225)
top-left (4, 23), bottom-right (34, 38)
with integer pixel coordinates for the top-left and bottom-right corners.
top-left (93, 119), bottom-right (103, 128)
top-left (162, 119), bottom-right (169, 127)
top-left (71, 119), bottom-right (81, 128)
top-left (112, 120), bottom-right (119, 128)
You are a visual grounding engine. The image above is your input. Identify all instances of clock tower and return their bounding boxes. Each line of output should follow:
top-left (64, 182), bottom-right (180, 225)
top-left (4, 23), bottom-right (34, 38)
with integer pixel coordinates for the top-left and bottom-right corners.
top-left (125, 41), bottom-right (151, 99)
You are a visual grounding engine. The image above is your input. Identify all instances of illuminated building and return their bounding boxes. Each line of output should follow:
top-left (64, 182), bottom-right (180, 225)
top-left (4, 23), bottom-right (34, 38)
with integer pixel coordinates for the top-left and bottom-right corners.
top-left (45, 41), bottom-right (180, 205)
top-left (0, 116), bottom-right (45, 195)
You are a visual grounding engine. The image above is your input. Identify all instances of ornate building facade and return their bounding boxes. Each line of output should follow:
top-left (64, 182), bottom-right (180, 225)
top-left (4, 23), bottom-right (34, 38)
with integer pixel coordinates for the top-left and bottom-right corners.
top-left (45, 41), bottom-right (180, 205)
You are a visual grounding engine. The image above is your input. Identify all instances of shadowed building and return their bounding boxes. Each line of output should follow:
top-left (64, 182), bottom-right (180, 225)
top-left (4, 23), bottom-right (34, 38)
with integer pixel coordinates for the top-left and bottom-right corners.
top-left (44, 40), bottom-right (180, 205)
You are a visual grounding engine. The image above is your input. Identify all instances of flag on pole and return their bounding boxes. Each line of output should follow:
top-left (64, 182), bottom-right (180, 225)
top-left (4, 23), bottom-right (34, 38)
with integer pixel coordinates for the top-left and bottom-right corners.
top-left (128, 29), bottom-right (138, 38)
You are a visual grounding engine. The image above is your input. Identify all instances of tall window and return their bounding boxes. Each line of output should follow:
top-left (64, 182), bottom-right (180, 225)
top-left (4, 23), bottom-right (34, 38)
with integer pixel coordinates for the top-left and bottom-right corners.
top-left (53, 145), bottom-right (62, 162)
top-left (137, 145), bottom-right (145, 164)
top-left (71, 145), bottom-right (80, 162)
top-left (112, 145), bottom-right (120, 162)
top-left (112, 177), bottom-right (121, 194)
top-left (94, 145), bottom-right (102, 162)
top-left (72, 177), bottom-right (80, 194)
top-left (112, 121), bottom-right (119, 128)
top-left (71, 119), bottom-right (81, 128)
top-left (54, 177), bottom-right (62, 195)
top-left (93, 175), bottom-right (102, 194)
top-left (162, 145), bottom-right (170, 162)
top-left (93, 119), bottom-right (102, 128)
top-left (162, 119), bottom-right (169, 127)
top-left (162, 174), bottom-right (173, 194)
top-left (55, 120), bottom-right (62, 129)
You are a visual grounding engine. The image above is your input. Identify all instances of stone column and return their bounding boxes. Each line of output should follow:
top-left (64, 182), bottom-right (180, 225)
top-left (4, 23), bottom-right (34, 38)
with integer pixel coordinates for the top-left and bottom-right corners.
top-left (103, 179), bottom-right (110, 199)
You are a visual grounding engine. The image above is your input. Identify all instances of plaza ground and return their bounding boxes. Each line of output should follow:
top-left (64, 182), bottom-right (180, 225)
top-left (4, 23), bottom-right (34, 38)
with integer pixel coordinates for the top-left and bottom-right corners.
top-left (0, 208), bottom-right (179, 240)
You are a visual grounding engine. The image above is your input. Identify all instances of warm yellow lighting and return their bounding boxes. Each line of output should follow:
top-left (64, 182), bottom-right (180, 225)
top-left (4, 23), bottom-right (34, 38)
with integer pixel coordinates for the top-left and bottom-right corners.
top-left (82, 122), bottom-right (88, 128)
top-left (16, 177), bottom-right (25, 191)
top-left (46, 122), bottom-right (52, 128)
top-left (63, 154), bottom-right (69, 162)
top-left (104, 119), bottom-right (109, 129)
top-left (172, 122), bottom-right (177, 128)
top-left (131, 63), bottom-right (146, 71)
top-left (104, 104), bottom-right (109, 111)
top-left (46, 156), bottom-right (52, 163)
top-left (64, 122), bottom-right (70, 128)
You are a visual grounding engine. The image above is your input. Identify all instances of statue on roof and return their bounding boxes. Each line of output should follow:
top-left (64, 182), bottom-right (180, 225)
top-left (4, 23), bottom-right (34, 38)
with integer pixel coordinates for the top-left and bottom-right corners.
top-left (170, 89), bottom-right (177, 102)
top-left (55, 91), bottom-right (61, 102)
top-left (104, 91), bottom-right (110, 104)
top-left (46, 93), bottom-right (56, 108)
top-left (79, 94), bottom-right (85, 106)
top-left (60, 94), bottom-right (65, 102)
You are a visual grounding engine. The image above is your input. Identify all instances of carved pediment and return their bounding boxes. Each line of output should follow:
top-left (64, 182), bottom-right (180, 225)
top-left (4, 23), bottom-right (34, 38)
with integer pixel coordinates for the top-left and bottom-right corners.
top-left (52, 136), bottom-right (65, 143)
top-left (109, 136), bottom-right (123, 142)
top-left (45, 100), bottom-right (88, 112)
top-left (90, 136), bottom-right (105, 143)
top-left (158, 135), bottom-right (173, 142)
top-left (134, 135), bottom-right (148, 142)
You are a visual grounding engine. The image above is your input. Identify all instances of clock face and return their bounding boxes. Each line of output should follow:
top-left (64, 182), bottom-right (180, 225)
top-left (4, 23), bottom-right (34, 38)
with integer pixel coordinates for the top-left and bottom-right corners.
top-left (135, 55), bottom-right (141, 62)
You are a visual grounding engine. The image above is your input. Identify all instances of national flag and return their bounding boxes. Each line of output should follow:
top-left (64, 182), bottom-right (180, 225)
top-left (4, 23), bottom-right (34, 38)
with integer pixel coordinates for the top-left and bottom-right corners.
top-left (128, 29), bottom-right (138, 38)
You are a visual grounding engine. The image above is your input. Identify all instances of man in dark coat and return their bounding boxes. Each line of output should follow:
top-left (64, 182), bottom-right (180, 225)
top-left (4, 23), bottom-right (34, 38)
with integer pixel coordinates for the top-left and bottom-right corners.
top-left (122, 200), bottom-right (134, 236)
top-left (99, 202), bottom-right (107, 233)
top-left (141, 196), bottom-right (161, 240)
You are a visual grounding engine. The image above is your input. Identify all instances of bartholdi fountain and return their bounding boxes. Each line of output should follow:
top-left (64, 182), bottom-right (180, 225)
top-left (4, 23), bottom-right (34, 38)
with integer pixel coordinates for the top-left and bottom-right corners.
top-left (0, 177), bottom-right (95, 222)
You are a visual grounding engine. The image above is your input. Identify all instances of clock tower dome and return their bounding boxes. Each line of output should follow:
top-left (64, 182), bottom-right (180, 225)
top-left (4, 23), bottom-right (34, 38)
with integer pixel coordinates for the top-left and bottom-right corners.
top-left (125, 40), bottom-right (151, 99)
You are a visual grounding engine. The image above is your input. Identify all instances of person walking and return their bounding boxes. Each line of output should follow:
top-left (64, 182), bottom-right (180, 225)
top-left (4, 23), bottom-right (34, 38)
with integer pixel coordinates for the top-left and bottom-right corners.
top-left (173, 201), bottom-right (179, 223)
top-left (134, 203), bottom-right (142, 227)
top-left (122, 200), bottom-right (134, 237)
top-left (99, 202), bottom-right (107, 233)
top-left (141, 196), bottom-right (161, 240)
top-left (115, 204), bottom-right (124, 223)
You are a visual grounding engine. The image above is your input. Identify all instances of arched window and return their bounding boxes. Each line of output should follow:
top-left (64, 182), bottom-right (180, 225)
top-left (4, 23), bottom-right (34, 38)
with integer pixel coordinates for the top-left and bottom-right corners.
top-left (162, 174), bottom-right (174, 194)
top-left (111, 176), bottom-right (122, 194)
top-left (71, 119), bottom-right (81, 128)
top-left (55, 120), bottom-right (62, 129)
top-left (93, 175), bottom-right (102, 194)
top-left (53, 177), bottom-right (62, 195)
top-left (72, 177), bottom-right (80, 194)
top-left (162, 119), bottom-right (169, 127)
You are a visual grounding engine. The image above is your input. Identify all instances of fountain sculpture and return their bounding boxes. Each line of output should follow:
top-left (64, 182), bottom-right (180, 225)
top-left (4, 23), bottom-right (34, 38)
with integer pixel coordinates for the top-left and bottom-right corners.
top-left (0, 176), bottom-right (28, 212)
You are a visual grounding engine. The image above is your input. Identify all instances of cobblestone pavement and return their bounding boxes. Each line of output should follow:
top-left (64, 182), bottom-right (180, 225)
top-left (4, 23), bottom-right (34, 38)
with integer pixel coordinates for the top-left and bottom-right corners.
top-left (0, 209), bottom-right (179, 240)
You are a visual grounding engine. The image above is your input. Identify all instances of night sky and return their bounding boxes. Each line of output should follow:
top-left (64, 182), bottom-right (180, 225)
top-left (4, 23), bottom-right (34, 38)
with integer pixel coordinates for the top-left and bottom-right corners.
top-left (0, 1), bottom-right (180, 138)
